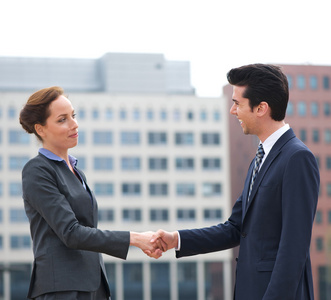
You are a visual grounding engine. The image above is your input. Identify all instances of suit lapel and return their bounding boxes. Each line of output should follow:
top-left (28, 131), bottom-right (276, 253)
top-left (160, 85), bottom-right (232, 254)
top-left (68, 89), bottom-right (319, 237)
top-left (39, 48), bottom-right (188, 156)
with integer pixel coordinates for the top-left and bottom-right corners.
top-left (243, 129), bottom-right (296, 220)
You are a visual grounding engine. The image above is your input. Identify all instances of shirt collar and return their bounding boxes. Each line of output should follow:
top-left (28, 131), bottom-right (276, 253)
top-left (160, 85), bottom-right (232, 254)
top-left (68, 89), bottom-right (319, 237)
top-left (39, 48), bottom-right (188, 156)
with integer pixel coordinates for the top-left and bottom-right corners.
top-left (39, 148), bottom-right (77, 168)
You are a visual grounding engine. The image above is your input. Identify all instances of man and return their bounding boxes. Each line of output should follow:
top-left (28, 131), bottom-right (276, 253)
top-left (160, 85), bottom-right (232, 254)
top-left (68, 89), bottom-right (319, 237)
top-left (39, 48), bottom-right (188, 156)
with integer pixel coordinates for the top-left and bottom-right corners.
top-left (150, 64), bottom-right (320, 299)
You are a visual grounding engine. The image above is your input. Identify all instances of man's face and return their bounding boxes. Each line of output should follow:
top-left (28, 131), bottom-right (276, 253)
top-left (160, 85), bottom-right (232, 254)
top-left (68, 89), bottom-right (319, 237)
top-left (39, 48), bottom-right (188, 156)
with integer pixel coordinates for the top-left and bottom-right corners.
top-left (230, 86), bottom-right (257, 135)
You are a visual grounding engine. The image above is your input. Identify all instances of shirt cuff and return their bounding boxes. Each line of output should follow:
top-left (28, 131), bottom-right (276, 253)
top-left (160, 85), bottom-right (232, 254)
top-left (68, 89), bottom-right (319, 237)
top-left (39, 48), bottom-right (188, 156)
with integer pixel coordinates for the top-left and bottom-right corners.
top-left (175, 231), bottom-right (181, 251)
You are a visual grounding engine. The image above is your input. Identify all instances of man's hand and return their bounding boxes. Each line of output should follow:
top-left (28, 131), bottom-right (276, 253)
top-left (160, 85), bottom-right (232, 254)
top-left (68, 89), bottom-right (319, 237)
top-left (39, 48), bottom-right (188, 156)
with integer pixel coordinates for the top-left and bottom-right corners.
top-left (130, 231), bottom-right (164, 259)
top-left (150, 230), bottom-right (179, 251)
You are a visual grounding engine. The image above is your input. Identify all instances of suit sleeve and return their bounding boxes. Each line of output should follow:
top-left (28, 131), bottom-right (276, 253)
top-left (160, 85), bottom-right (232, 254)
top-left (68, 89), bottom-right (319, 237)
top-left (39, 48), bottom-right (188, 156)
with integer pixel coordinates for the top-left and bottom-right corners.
top-left (263, 149), bottom-right (319, 299)
top-left (176, 194), bottom-right (242, 258)
top-left (22, 159), bottom-right (130, 259)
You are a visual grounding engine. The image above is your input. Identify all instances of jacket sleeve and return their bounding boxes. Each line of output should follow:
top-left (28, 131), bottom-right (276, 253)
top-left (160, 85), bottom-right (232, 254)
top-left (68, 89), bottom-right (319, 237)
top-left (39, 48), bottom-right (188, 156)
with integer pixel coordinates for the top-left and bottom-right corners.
top-left (262, 149), bottom-right (319, 300)
top-left (22, 158), bottom-right (130, 259)
top-left (176, 194), bottom-right (242, 258)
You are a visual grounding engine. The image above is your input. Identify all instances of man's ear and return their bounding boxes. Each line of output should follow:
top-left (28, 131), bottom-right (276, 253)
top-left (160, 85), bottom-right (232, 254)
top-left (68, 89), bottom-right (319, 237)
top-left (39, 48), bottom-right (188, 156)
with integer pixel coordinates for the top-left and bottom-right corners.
top-left (256, 101), bottom-right (269, 117)
top-left (34, 124), bottom-right (44, 137)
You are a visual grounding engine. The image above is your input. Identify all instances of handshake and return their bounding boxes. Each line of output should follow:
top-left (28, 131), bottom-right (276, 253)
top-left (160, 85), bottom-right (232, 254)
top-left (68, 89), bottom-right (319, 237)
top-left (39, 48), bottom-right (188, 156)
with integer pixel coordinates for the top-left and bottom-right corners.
top-left (130, 230), bottom-right (178, 259)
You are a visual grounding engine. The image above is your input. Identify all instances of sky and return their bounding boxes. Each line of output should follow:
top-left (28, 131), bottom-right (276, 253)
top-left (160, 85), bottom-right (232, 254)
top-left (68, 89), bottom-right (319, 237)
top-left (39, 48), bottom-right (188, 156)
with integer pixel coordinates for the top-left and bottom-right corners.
top-left (1, 0), bottom-right (331, 97)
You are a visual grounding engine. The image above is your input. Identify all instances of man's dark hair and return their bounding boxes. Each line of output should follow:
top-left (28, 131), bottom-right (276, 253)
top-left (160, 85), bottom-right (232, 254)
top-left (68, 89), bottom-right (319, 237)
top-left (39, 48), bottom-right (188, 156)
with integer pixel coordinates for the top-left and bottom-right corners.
top-left (227, 64), bottom-right (289, 121)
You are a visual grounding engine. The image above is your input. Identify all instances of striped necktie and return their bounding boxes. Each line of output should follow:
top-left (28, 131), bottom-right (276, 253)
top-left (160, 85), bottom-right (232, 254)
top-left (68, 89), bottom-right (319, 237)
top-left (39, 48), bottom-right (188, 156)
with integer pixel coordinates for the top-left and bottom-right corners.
top-left (248, 144), bottom-right (264, 201)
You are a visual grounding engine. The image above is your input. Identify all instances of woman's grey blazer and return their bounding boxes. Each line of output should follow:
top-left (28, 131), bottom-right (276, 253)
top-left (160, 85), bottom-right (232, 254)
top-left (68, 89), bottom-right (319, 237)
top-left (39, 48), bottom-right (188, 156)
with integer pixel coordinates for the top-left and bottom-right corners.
top-left (22, 153), bottom-right (130, 299)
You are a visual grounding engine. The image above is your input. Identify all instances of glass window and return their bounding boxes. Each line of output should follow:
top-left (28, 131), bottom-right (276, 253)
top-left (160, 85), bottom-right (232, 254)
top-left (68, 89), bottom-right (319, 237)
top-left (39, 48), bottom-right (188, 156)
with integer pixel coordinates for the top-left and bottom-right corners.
top-left (326, 157), bottom-right (331, 170)
top-left (176, 158), bottom-right (194, 170)
top-left (151, 263), bottom-right (170, 300)
top-left (328, 210), bottom-right (331, 223)
top-left (187, 111), bottom-right (194, 121)
top-left (105, 108), bottom-right (113, 120)
top-left (122, 209), bottom-right (141, 222)
top-left (0, 235), bottom-right (2, 249)
top-left (148, 132), bottom-right (167, 145)
top-left (325, 129), bottom-right (331, 144)
top-left (93, 131), bottom-right (112, 144)
top-left (287, 75), bottom-right (293, 89)
top-left (203, 183), bottom-right (222, 197)
top-left (323, 76), bottom-right (330, 90)
top-left (324, 103), bottom-right (330, 116)
top-left (94, 183), bottom-right (114, 196)
top-left (286, 102), bottom-right (294, 116)
top-left (202, 133), bottom-right (220, 145)
top-left (177, 209), bottom-right (196, 221)
top-left (149, 158), bottom-right (167, 170)
top-left (92, 108), bottom-right (99, 119)
top-left (9, 182), bottom-right (22, 196)
top-left (121, 131), bottom-right (140, 145)
top-left (316, 237), bottom-right (324, 251)
top-left (200, 110), bottom-right (207, 121)
top-left (312, 129), bottom-right (319, 143)
top-left (8, 107), bottom-right (16, 119)
top-left (0, 209), bottom-right (2, 223)
top-left (121, 157), bottom-right (140, 170)
top-left (9, 156), bottom-right (30, 170)
top-left (205, 262), bottom-right (224, 300)
top-left (173, 109), bottom-right (181, 121)
top-left (204, 209), bottom-right (222, 221)
top-left (315, 210), bottom-right (322, 224)
top-left (120, 109), bottom-right (127, 120)
top-left (123, 263), bottom-right (143, 300)
top-left (94, 157), bottom-right (113, 170)
top-left (327, 183), bottom-right (331, 197)
top-left (297, 75), bottom-right (305, 90)
top-left (10, 264), bottom-right (31, 300)
top-left (149, 183), bottom-right (168, 196)
top-left (10, 235), bottom-right (31, 249)
top-left (299, 129), bottom-right (307, 142)
top-left (213, 110), bottom-right (221, 121)
top-left (150, 209), bottom-right (169, 222)
top-left (10, 209), bottom-right (28, 223)
top-left (9, 130), bottom-right (30, 144)
top-left (178, 262), bottom-right (197, 300)
top-left (311, 102), bottom-right (319, 116)
top-left (78, 130), bottom-right (86, 145)
top-left (160, 110), bottom-right (167, 121)
top-left (98, 209), bottom-right (114, 222)
top-left (133, 109), bottom-right (140, 121)
top-left (297, 102), bottom-right (307, 116)
top-left (202, 158), bottom-right (221, 170)
top-left (77, 108), bottom-right (85, 120)
top-left (147, 109), bottom-right (154, 120)
top-left (175, 132), bottom-right (194, 145)
top-left (309, 75), bottom-right (318, 90)
top-left (122, 183), bottom-right (141, 196)
top-left (176, 183), bottom-right (195, 196)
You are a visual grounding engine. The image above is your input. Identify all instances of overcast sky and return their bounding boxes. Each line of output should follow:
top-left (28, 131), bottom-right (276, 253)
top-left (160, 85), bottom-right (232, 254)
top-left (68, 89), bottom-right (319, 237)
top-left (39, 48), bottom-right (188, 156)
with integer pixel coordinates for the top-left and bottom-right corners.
top-left (1, 0), bottom-right (330, 97)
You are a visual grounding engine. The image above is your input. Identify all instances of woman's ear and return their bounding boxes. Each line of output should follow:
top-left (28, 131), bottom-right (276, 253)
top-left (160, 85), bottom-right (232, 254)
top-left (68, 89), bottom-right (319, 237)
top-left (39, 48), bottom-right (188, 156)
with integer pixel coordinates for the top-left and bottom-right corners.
top-left (34, 124), bottom-right (44, 137)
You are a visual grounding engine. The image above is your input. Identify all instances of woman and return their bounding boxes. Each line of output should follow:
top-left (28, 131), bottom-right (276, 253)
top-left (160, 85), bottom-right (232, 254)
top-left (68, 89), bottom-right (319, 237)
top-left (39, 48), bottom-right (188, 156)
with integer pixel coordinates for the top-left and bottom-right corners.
top-left (19, 87), bottom-right (162, 300)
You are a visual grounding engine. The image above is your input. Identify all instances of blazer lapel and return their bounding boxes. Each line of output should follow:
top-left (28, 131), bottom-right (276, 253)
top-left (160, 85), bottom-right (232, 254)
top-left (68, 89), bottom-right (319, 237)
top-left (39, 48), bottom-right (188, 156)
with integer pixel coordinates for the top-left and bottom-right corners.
top-left (243, 129), bottom-right (296, 219)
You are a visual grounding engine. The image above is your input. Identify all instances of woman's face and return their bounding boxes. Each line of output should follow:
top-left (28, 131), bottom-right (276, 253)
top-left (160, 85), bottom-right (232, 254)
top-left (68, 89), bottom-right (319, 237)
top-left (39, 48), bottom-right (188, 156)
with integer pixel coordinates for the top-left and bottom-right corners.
top-left (37, 95), bottom-right (78, 155)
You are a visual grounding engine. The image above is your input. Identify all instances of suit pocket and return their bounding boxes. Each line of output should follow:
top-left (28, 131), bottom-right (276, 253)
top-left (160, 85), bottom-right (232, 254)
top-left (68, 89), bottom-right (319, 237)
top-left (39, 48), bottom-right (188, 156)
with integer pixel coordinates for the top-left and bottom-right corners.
top-left (256, 260), bottom-right (275, 272)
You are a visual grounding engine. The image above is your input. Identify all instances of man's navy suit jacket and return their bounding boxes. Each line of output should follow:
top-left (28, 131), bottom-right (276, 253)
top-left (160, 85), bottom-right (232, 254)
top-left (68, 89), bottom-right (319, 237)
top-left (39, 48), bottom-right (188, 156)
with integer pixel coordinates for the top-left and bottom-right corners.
top-left (176, 129), bottom-right (319, 300)
top-left (22, 153), bottom-right (130, 299)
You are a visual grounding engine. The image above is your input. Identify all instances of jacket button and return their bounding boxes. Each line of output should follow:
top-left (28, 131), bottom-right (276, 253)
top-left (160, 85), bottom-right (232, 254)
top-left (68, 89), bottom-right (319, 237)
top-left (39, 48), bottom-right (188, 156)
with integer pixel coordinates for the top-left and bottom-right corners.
top-left (241, 232), bottom-right (247, 238)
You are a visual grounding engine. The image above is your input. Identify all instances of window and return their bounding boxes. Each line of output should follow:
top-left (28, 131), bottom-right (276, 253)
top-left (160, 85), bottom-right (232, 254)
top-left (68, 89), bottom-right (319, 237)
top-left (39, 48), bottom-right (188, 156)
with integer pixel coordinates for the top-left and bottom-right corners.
top-left (0, 156), bottom-right (2, 170)
top-left (9, 182), bottom-right (22, 196)
top-left (105, 108), bottom-right (113, 120)
top-left (175, 132), bottom-right (194, 145)
top-left (94, 183), bottom-right (114, 196)
top-left (148, 132), bottom-right (167, 145)
top-left (176, 158), bottom-right (194, 170)
top-left (202, 158), bottom-right (221, 170)
top-left (297, 75), bottom-right (305, 89)
top-left (9, 156), bottom-right (29, 170)
top-left (121, 131), bottom-right (140, 145)
top-left (176, 183), bottom-right (195, 196)
top-left (133, 109), bottom-right (140, 121)
top-left (316, 237), bottom-right (324, 251)
top-left (312, 129), bottom-right (319, 143)
top-left (325, 129), bottom-right (331, 144)
top-left (202, 133), bottom-right (220, 145)
top-left (9, 130), bottom-right (30, 144)
top-left (94, 157), bottom-right (113, 170)
top-left (287, 75), bottom-right (293, 89)
top-left (203, 183), bottom-right (222, 197)
top-left (11, 235), bottom-right (31, 249)
top-left (324, 103), bottom-right (330, 116)
top-left (78, 130), bottom-right (86, 145)
top-left (327, 183), bottom-right (331, 197)
top-left (121, 157), bottom-right (140, 171)
top-left (328, 210), bottom-right (331, 223)
top-left (149, 183), bottom-right (168, 196)
top-left (98, 209), bottom-right (114, 222)
top-left (93, 131), bottom-right (112, 144)
top-left (75, 156), bottom-right (86, 170)
top-left (122, 209), bottom-right (141, 222)
top-left (151, 263), bottom-right (170, 300)
top-left (287, 102), bottom-right (294, 116)
top-left (200, 110), bottom-right (207, 121)
top-left (178, 262), bottom-right (197, 299)
top-left (0, 182), bottom-right (2, 196)
top-left (213, 110), bottom-right (221, 121)
top-left (149, 158), bottom-right (167, 170)
top-left (311, 102), bottom-right (319, 116)
top-left (150, 209), bottom-right (169, 222)
top-left (10, 209), bottom-right (28, 223)
top-left (326, 157), bottom-right (331, 170)
top-left (146, 109), bottom-right (154, 120)
top-left (309, 75), bottom-right (318, 90)
top-left (323, 76), bottom-right (330, 89)
top-left (77, 108), bottom-right (85, 120)
top-left (92, 108), bottom-right (99, 119)
top-left (173, 109), bottom-right (181, 121)
top-left (204, 209), bottom-right (222, 221)
top-left (177, 209), bottom-right (196, 221)
top-left (315, 210), bottom-right (322, 224)
top-left (160, 110), bottom-right (167, 121)
top-left (187, 111), bottom-right (194, 121)
top-left (299, 129), bottom-right (307, 142)
top-left (0, 209), bottom-right (2, 223)
top-left (123, 263), bottom-right (143, 299)
top-left (297, 102), bottom-right (307, 116)
top-left (0, 235), bottom-right (2, 249)
top-left (119, 109), bottom-right (127, 120)
top-left (122, 183), bottom-right (141, 196)
top-left (8, 107), bottom-right (16, 119)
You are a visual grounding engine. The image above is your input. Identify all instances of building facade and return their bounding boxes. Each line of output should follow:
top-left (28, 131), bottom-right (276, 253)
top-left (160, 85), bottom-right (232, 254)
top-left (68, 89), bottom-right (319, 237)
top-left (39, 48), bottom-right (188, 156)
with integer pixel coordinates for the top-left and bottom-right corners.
top-left (0, 53), bottom-right (232, 300)
top-left (225, 64), bottom-right (331, 300)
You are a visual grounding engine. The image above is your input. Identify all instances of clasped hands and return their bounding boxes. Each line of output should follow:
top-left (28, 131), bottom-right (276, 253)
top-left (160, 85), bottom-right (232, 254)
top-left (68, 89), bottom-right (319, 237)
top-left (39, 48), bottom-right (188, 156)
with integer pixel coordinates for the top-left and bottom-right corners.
top-left (130, 230), bottom-right (178, 259)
